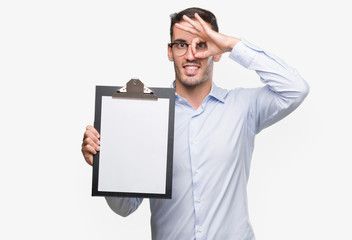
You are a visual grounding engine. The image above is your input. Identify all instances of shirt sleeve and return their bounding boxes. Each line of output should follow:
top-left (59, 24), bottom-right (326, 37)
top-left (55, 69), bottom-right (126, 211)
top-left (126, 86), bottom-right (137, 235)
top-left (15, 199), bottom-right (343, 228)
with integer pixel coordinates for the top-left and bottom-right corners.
top-left (105, 196), bottom-right (143, 217)
top-left (229, 39), bottom-right (310, 134)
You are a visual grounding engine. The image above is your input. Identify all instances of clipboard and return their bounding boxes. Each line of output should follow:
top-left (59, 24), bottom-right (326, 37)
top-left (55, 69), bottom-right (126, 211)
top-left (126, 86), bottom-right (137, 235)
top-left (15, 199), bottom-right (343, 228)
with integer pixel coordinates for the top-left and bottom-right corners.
top-left (92, 79), bottom-right (175, 199)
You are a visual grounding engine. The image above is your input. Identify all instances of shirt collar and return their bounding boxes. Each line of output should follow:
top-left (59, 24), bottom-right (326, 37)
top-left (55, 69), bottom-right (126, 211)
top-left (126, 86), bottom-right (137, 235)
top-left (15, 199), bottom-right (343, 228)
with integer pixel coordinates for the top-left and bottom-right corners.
top-left (171, 81), bottom-right (228, 103)
top-left (208, 82), bottom-right (228, 103)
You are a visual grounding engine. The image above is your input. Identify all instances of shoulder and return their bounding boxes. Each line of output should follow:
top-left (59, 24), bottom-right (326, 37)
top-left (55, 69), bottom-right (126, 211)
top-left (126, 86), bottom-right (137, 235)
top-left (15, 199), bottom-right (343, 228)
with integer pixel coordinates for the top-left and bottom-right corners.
top-left (226, 87), bottom-right (261, 102)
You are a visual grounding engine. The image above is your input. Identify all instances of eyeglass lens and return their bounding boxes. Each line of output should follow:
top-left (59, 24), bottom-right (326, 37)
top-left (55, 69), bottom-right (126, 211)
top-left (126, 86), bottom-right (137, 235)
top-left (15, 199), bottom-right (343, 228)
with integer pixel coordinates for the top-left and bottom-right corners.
top-left (172, 43), bottom-right (207, 56)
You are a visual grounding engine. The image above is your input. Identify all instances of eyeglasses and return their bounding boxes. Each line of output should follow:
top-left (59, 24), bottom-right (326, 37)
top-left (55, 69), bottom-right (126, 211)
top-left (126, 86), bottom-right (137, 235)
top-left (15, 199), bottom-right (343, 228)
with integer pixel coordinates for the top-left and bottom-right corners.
top-left (168, 42), bottom-right (207, 56)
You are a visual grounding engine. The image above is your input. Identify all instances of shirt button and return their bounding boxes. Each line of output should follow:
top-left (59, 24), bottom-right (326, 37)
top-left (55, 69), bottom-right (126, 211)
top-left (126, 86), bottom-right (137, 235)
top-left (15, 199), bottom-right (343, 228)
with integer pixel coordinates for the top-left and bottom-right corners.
top-left (196, 199), bottom-right (201, 203)
top-left (191, 140), bottom-right (197, 145)
top-left (195, 169), bottom-right (199, 174)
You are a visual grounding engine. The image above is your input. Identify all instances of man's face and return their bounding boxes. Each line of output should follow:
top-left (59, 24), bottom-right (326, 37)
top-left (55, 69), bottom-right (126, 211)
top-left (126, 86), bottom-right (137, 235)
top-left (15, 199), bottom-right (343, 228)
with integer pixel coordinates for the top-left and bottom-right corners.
top-left (168, 20), bottom-right (221, 88)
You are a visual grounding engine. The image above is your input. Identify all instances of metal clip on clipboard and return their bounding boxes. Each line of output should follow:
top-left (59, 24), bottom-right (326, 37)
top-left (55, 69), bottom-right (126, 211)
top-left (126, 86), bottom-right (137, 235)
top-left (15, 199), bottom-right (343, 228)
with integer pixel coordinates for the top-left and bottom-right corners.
top-left (112, 78), bottom-right (158, 100)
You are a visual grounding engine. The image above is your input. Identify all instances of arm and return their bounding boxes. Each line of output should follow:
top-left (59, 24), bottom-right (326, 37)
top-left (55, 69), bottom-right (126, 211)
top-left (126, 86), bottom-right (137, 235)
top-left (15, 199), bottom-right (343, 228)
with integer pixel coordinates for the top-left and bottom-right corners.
top-left (177, 14), bottom-right (309, 133)
top-left (230, 41), bottom-right (309, 133)
top-left (105, 197), bottom-right (143, 217)
top-left (81, 125), bottom-right (143, 217)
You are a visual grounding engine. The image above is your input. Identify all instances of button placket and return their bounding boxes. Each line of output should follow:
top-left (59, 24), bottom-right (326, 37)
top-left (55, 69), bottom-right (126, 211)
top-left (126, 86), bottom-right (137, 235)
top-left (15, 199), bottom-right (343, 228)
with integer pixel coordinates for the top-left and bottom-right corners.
top-left (189, 114), bottom-right (205, 240)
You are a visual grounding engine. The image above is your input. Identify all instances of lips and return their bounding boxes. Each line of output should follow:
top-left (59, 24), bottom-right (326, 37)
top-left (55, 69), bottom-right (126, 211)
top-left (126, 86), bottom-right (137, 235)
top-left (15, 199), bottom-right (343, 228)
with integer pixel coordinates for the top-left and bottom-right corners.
top-left (183, 64), bottom-right (200, 75)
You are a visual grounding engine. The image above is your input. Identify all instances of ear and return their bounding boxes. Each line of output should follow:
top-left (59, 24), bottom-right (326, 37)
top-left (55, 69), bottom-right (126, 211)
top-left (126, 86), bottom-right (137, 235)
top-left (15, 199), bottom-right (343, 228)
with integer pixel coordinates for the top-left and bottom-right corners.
top-left (168, 44), bottom-right (174, 62)
top-left (213, 54), bottom-right (222, 62)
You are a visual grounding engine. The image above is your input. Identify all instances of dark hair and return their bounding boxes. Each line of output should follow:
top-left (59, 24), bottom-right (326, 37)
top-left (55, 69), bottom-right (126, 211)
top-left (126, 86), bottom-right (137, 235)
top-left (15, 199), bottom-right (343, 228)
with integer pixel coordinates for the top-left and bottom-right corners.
top-left (169, 7), bottom-right (219, 40)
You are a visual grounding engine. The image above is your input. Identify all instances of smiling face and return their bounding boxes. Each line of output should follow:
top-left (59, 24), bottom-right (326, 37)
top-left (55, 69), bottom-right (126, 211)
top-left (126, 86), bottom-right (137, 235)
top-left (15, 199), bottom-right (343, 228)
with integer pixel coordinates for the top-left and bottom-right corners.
top-left (168, 20), bottom-right (221, 89)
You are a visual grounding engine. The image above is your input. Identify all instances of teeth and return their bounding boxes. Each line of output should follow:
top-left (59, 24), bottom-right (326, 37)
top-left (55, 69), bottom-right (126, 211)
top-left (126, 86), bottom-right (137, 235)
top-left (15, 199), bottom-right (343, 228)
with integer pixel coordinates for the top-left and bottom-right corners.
top-left (185, 66), bottom-right (198, 70)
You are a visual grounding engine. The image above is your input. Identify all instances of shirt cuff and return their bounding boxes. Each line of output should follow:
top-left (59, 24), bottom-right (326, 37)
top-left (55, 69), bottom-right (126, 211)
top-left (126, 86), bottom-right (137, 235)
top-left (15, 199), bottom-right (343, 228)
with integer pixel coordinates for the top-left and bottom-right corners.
top-left (229, 39), bottom-right (262, 68)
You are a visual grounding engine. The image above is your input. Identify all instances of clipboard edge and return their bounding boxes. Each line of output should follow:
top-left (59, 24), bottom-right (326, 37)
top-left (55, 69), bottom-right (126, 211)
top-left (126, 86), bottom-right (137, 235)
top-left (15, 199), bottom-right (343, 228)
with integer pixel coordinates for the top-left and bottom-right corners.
top-left (91, 85), bottom-right (175, 199)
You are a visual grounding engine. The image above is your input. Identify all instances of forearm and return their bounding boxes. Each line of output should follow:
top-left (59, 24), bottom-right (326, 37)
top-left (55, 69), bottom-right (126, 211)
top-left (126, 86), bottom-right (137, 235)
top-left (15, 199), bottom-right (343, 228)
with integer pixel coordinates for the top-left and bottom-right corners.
top-left (105, 196), bottom-right (143, 217)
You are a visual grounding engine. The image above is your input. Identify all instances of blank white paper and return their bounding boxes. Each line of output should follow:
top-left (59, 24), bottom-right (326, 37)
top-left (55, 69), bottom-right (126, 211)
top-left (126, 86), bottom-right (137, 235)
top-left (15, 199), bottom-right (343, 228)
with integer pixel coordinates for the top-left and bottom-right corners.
top-left (98, 96), bottom-right (170, 194)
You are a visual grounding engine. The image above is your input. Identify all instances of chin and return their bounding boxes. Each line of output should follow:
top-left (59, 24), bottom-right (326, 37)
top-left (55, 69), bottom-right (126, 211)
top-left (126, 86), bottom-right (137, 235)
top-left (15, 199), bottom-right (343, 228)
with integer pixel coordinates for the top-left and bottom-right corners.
top-left (179, 77), bottom-right (204, 87)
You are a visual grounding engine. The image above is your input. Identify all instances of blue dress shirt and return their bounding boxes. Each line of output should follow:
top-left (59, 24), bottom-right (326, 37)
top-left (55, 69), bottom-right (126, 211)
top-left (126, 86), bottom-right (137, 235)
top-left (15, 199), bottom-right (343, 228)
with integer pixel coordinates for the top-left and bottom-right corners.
top-left (105, 40), bottom-right (309, 240)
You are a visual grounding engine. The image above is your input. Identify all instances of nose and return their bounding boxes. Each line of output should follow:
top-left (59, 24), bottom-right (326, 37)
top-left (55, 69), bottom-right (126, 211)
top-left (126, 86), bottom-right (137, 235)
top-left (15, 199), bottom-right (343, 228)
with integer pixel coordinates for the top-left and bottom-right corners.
top-left (185, 45), bottom-right (196, 61)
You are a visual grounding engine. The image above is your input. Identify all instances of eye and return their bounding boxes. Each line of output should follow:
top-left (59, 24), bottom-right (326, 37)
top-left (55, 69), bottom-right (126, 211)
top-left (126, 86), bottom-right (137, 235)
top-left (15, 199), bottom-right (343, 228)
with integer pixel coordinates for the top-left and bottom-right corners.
top-left (196, 42), bottom-right (207, 50)
top-left (176, 43), bottom-right (187, 49)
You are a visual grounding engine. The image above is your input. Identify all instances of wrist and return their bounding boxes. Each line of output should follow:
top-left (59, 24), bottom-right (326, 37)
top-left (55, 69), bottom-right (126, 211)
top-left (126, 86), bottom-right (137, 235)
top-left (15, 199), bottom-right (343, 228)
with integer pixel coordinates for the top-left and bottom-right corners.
top-left (224, 36), bottom-right (241, 52)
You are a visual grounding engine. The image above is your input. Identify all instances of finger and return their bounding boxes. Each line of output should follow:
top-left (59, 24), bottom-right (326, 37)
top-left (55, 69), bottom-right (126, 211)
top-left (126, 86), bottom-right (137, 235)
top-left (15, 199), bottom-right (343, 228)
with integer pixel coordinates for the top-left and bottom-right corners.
top-left (84, 129), bottom-right (100, 145)
top-left (86, 125), bottom-right (100, 139)
top-left (82, 144), bottom-right (95, 158)
top-left (174, 23), bottom-right (198, 35)
top-left (191, 37), bottom-right (201, 55)
top-left (82, 140), bottom-right (97, 154)
top-left (86, 155), bottom-right (93, 166)
top-left (194, 51), bottom-right (209, 59)
top-left (83, 137), bottom-right (100, 152)
top-left (182, 15), bottom-right (201, 31)
top-left (81, 144), bottom-right (95, 166)
top-left (194, 13), bottom-right (211, 32)
top-left (83, 150), bottom-right (93, 166)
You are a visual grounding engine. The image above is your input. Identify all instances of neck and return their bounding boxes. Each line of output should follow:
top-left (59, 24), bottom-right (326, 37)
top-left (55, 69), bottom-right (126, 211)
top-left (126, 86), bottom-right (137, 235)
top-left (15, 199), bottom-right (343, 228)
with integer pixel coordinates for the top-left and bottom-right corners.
top-left (175, 79), bottom-right (212, 110)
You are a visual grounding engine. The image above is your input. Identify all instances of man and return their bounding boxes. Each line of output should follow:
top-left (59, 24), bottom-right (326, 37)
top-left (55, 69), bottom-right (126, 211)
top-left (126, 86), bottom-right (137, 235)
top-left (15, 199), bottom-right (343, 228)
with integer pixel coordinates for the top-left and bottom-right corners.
top-left (82, 7), bottom-right (309, 240)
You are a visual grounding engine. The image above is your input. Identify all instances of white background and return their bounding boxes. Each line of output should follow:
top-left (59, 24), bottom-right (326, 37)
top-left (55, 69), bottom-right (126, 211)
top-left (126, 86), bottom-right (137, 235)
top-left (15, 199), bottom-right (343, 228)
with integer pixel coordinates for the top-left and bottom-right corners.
top-left (1, 0), bottom-right (351, 239)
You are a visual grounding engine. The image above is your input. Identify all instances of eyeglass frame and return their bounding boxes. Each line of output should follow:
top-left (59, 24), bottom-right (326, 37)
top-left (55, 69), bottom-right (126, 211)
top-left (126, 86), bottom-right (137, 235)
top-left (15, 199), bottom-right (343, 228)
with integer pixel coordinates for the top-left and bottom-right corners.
top-left (168, 41), bottom-right (207, 56)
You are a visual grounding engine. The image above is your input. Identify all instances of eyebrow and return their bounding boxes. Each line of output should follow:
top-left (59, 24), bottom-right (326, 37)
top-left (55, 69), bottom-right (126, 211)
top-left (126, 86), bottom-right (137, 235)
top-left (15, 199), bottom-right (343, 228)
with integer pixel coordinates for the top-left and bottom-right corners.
top-left (173, 39), bottom-right (187, 43)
